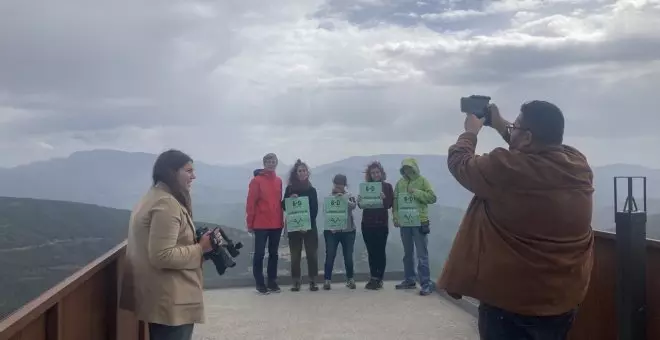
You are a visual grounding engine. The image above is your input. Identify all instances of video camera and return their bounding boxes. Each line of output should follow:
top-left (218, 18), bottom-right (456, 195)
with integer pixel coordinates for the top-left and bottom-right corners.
top-left (195, 226), bottom-right (243, 276)
top-left (460, 95), bottom-right (492, 126)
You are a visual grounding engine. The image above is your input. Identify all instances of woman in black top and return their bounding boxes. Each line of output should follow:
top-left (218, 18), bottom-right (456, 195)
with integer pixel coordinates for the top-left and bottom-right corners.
top-left (282, 159), bottom-right (319, 291)
top-left (358, 161), bottom-right (394, 290)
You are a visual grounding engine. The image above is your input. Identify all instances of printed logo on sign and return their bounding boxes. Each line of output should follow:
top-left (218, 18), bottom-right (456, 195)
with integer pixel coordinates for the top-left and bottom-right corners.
top-left (292, 200), bottom-right (302, 207)
top-left (365, 185), bottom-right (376, 192)
top-left (330, 199), bottom-right (341, 206)
top-left (403, 196), bottom-right (414, 203)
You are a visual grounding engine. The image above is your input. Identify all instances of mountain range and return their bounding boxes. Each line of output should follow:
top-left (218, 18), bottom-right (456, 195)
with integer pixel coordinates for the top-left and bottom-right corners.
top-left (1, 149), bottom-right (658, 227)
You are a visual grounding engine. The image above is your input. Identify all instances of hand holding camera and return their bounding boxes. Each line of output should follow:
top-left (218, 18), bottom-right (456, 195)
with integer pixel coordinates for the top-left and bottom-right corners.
top-left (199, 232), bottom-right (213, 253)
top-left (196, 226), bottom-right (244, 276)
top-left (459, 95), bottom-right (507, 136)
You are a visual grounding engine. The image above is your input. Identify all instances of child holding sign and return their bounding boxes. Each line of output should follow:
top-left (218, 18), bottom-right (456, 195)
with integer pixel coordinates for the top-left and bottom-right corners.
top-left (322, 174), bottom-right (357, 290)
top-left (282, 159), bottom-right (320, 292)
top-left (393, 158), bottom-right (437, 296)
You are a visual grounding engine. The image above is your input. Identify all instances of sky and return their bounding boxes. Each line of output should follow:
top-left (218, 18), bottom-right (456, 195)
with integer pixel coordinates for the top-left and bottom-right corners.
top-left (0, 0), bottom-right (659, 169)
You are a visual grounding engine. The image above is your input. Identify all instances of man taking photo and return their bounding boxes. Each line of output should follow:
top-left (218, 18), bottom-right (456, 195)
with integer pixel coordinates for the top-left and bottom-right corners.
top-left (437, 100), bottom-right (594, 340)
top-left (246, 153), bottom-right (284, 294)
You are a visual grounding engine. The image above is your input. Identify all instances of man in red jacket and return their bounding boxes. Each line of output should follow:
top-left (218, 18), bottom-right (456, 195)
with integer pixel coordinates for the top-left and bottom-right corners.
top-left (246, 153), bottom-right (284, 294)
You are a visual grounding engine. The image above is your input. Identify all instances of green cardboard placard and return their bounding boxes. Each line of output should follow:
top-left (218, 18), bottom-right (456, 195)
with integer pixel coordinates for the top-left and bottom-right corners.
top-left (324, 196), bottom-right (348, 231)
top-left (285, 196), bottom-right (312, 232)
top-left (397, 193), bottom-right (420, 227)
top-left (359, 182), bottom-right (383, 209)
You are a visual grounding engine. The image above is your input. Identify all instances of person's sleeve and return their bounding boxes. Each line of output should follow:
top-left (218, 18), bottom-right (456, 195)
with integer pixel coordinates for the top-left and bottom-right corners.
top-left (347, 193), bottom-right (357, 211)
top-left (281, 186), bottom-right (290, 211)
top-left (383, 182), bottom-right (394, 209)
top-left (148, 197), bottom-right (203, 270)
top-left (391, 181), bottom-right (399, 224)
top-left (246, 178), bottom-right (258, 229)
top-left (412, 177), bottom-right (437, 204)
top-left (447, 132), bottom-right (502, 199)
top-left (309, 188), bottom-right (319, 221)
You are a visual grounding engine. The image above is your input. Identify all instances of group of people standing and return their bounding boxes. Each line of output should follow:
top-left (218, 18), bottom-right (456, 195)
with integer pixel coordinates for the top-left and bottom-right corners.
top-left (119, 99), bottom-right (595, 340)
top-left (246, 153), bottom-right (438, 296)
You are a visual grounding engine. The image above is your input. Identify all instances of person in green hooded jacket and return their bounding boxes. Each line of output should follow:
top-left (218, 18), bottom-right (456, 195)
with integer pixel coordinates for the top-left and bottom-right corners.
top-left (392, 157), bottom-right (437, 296)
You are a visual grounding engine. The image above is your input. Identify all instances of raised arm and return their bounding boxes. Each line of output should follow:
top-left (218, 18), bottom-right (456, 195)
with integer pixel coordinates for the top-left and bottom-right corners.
top-left (148, 197), bottom-right (203, 270)
top-left (447, 132), bottom-right (503, 199)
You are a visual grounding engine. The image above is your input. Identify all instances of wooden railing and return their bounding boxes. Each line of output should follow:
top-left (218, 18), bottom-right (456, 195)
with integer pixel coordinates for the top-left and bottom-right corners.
top-left (568, 230), bottom-right (660, 339)
top-left (2, 230), bottom-right (660, 339)
top-left (0, 241), bottom-right (146, 340)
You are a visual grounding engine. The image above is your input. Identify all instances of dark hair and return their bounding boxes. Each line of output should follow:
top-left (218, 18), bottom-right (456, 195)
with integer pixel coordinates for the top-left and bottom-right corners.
top-left (364, 161), bottom-right (386, 182)
top-left (333, 174), bottom-right (348, 186)
top-left (519, 100), bottom-right (565, 146)
top-left (152, 149), bottom-right (193, 216)
top-left (287, 159), bottom-right (311, 191)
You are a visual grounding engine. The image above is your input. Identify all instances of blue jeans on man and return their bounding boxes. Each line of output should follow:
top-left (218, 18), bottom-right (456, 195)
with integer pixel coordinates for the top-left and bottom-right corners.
top-left (397, 225), bottom-right (432, 294)
top-left (323, 230), bottom-right (356, 280)
top-left (252, 228), bottom-right (282, 291)
top-left (478, 303), bottom-right (577, 340)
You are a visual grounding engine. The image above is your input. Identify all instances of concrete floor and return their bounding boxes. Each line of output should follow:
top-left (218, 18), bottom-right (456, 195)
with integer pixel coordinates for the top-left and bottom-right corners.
top-left (193, 282), bottom-right (479, 340)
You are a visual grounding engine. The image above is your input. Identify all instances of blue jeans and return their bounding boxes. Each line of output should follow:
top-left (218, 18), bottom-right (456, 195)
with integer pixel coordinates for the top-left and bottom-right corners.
top-left (400, 226), bottom-right (431, 286)
top-left (323, 230), bottom-right (356, 280)
top-left (478, 303), bottom-right (577, 340)
top-left (252, 228), bottom-right (282, 286)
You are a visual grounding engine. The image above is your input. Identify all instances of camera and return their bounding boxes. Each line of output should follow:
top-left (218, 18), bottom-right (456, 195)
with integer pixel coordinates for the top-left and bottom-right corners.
top-left (460, 95), bottom-right (492, 125)
top-left (196, 226), bottom-right (243, 276)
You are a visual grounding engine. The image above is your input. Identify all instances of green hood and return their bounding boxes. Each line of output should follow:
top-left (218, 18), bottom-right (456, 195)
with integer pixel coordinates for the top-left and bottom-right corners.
top-left (393, 157), bottom-right (437, 224)
top-left (400, 158), bottom-right (420, 179)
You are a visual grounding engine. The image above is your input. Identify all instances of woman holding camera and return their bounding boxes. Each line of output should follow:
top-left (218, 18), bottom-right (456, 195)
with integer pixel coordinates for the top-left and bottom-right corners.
top-left (119, 149), bottom-right (212, 340)
top-left (282, 159), bottom-right (320, 292)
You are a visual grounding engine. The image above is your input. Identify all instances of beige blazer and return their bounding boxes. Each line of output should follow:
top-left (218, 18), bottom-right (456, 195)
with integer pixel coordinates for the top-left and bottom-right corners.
top-left (119, 183), bottom-right (205, 326)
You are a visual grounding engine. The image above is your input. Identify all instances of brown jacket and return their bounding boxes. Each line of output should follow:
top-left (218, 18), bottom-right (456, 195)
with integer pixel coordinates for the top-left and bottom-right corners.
top-left (119, 183), bottom-right (205, 326)
top-left (437, 132), bottom-right (594, 316)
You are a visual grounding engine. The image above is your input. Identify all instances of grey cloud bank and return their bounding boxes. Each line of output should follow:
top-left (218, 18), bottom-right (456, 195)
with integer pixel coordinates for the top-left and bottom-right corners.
top-left (0, 0), bottom-right (659, 168)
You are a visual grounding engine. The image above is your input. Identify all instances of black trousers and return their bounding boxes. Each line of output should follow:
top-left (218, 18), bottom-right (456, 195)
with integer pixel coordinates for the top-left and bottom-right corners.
top-left (148, 323), bottom-right (194, 340)
top-left (288, 227), bottom-right (319, 280)
top-left (478, 303), bottom-right (577, 340)
top-left (252, 228), bottom-right (282, 286)
top-left (361, 226), bottom-right (389, 280)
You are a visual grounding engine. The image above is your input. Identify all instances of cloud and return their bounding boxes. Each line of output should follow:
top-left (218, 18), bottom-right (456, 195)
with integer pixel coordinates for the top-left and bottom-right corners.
top-left (0, 0), bottom-right (659, 169)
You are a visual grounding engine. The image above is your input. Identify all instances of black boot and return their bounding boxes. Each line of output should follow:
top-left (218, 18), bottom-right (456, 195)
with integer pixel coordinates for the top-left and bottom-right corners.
top-left (291, 279), bottom-right (301, 292)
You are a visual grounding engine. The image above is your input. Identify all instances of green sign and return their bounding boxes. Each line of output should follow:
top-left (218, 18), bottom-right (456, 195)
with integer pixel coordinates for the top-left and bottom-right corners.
top-left (397, 193), bottom-right (420, 227)
top-left (359, 182), bottom-right (383, 209)
top-left (285, 196), bottom-right (312, 232)
top-left (324, 196), bottom-right (348, 231)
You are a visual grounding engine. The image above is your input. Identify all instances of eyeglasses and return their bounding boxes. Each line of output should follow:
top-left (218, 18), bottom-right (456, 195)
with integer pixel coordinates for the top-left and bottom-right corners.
top-left (506, 124), bottom-right (526, 135)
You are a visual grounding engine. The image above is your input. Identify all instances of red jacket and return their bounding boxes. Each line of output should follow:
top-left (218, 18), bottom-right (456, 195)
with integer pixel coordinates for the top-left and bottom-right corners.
top-left (246, 169), bottom-right (284, 230)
